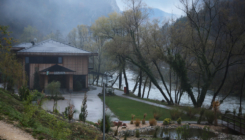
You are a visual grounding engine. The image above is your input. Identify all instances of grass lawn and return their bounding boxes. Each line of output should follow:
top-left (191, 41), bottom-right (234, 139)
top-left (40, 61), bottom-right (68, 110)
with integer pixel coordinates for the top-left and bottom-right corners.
top-left (124, 93), bottom-right (203, 117)
top-left (102, 95), bottom-right (171, 121)
top-left (101, 95), bottom-right (199, 121)
top-left (101, 96), bottom-right (170, 120)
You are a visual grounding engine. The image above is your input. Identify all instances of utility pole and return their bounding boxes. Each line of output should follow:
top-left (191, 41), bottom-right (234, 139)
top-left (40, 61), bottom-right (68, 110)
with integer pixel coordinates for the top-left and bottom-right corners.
top-left (103, 83), bottom-right (105, 140)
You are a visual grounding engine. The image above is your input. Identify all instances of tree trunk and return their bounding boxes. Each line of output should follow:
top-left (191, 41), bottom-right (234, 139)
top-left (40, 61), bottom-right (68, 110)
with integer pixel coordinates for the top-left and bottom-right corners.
top-left (169, 67), bottom-right (172, 99)
top-left (111, 75), bottom-right (119, 87)
top-left (96, 65), bottom-right (101, 86)
top-left (122, 67), bottom-right (129, 94)
top-left (132, 75), bottom-right (139, 93)
top-left (147, 81), bottom-right (151, 99)
top-left (240, 73), bottom-right (245, 114)
top-left (153, 60), bottom-right (174, 103)
top-left (197, 80), bottom-right (212, 107)
top-left (138, 70), bottom-right (142, 97)
top-left (119, 69), bottom-right (122, 89)
top-left (101, 75), bottom-right (104, 86)
top-left (142, 76), bottom-right (148, 98)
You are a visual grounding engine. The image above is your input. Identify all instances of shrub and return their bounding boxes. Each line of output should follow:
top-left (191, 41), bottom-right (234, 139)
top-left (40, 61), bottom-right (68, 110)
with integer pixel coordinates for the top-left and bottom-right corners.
top-left (32, 90), bottom-right (44, 101)
top-left (153, 107), bottom-right (163, 120)
top-left (142, 113), bottom-right (147, 124)
top-left (186, 107), bottom-right (197, 119)
top-left (130, 114), bottom-right (135, 124)
top-left (149, 118), bottom-right (157, 126)
top-left (177, 117), bottom-right (182, 124)
top-left (19, 86), bottom-right (30, 101)
top-left (170, 109), bottom-right (182, 120)
top-left (63, 102), bottom-right (77, 122)
top-left (45, 81), bottom-right (61, 113)
top-left (74, 81), bottom-right (83, 91)
top-left (197, 108), bottom-right (205, 124)
top-left (79, 92), bottom-right (88, 122)
top-left (106, 88), bottom-right (115, 96)
top-left (135, 129), bottom-right (139, 138)
top-left (212, 101), bottom-right (220, 126)
top-left (163, 118), bottom-right (171, 125)
top-left (100, 114), bottom-right (111, 133)
top-left (204, 110), bottom-right (215, 124)
top-left (7, 78), bottom-right (14, 93)
top-left (134, 119), bottom-right (140, 127)
top-left (225, 109), bottom-right (231, 115)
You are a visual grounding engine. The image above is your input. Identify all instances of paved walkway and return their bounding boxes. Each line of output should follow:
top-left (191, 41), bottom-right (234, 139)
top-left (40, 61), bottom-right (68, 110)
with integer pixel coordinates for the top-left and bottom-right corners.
top-left (114, 89), bottom-right (173, 110)
top-left (42, 86), bottom-right (118, 122)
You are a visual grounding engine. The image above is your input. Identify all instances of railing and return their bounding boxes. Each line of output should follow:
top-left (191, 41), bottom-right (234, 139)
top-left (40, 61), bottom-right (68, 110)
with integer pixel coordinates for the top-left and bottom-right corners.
top-left (222, 114), bottom-right (245, 134)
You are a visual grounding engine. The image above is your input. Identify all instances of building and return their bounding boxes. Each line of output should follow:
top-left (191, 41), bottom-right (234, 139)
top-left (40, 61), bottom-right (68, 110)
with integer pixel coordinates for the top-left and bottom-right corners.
top-left (13, 39), bottom-right (97, 92)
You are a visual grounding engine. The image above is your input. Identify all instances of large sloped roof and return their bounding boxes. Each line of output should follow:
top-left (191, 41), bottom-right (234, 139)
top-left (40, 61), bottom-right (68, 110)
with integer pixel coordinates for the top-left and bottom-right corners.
top-left (17, 39), bottom-right (97, 56)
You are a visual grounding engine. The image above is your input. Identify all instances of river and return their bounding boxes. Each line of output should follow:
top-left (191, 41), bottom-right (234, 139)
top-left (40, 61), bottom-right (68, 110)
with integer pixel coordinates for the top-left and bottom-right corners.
top-left (97, 70), bottom-right (245, 113)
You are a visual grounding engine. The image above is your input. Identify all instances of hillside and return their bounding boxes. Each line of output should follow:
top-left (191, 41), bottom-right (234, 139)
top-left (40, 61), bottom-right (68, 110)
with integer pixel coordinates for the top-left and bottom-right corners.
top-left (0, 88), bottom-right (115, 140)
top-left (0, 0), bottom-right (120, 38)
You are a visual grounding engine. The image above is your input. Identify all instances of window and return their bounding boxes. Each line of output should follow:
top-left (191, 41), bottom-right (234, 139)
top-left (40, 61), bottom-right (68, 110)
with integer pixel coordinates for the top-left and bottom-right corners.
top-left (25, 57), bottom-right (29, 64)
top-left (58, 57), bottom-right (62, 64)
top-left (27, 56), bottom-right (62, 64)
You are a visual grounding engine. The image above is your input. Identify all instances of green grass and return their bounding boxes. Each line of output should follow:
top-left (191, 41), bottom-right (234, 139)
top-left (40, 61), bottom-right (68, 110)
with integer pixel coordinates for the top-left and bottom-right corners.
top-left (101, 95), bottom-right (171, 121)
top-left (124, 93), bottom-right (202, 119)
top-left (101, 94), bottom-right (199, 121)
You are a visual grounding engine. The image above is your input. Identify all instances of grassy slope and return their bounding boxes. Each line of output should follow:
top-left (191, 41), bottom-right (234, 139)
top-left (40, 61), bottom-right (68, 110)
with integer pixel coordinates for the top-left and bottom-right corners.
top-left (0, 88), bottom-right (114, 140)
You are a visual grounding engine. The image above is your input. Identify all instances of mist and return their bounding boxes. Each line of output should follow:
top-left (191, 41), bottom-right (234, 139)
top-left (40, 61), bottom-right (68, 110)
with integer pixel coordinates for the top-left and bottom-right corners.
top-left (0, 0), bottom-right (120, 38)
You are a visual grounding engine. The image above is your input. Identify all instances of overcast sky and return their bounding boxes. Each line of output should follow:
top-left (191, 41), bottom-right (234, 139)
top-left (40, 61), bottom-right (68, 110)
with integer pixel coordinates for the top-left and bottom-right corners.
top-left (115, 0), bottom-right (187, 16)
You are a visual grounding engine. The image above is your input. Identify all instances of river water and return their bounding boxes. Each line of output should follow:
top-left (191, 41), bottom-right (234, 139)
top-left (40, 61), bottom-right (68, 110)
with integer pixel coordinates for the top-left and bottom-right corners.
top-left (100, 70), bottom-right (245, 113)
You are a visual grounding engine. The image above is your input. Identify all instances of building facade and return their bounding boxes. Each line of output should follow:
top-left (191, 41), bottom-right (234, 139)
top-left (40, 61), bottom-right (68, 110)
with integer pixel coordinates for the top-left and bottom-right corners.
top-left (13, 39), bottom-right (97, 92)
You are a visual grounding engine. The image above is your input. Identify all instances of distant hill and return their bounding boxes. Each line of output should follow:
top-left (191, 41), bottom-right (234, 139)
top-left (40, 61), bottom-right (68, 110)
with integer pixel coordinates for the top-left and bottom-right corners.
top-left (148, 8), bottom-right (180, 24)
top-left (0, 0), bottom-right (120, 38)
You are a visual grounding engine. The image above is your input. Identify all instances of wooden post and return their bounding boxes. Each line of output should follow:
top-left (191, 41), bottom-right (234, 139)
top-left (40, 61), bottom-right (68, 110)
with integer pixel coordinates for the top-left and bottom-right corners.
top-left (86, 75), bottom-right (88, 88)
top-left (44, 75), bottom-right (48, 89)
top-left (68, 75), bottom-right (73, 92)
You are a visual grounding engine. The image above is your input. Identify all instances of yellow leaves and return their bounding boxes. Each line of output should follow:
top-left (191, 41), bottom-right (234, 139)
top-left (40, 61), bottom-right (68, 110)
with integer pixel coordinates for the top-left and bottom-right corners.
top-left (212, 100), bottom-right (220, 111)
top-left (0, 25), bottom-right (25, 88)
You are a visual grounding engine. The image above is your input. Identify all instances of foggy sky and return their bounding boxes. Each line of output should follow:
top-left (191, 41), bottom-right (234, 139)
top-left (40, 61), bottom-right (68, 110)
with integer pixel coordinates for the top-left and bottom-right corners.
top-left (115, 0), bottom-right (191, 16)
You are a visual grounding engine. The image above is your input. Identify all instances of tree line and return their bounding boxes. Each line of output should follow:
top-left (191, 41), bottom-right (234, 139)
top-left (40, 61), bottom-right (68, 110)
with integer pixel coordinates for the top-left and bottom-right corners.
top-left (1, 0), bottom-right (245, 109)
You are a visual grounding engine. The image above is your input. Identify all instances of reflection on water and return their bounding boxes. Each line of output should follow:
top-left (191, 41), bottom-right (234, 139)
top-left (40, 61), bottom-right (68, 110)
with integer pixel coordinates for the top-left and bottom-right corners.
top-left (142, 128), bottom-right (216, 139)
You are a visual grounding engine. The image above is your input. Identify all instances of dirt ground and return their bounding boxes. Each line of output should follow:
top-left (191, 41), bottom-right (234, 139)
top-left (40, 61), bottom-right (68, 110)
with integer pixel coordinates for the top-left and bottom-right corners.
top-left (0, 121), bottom-right (36, 140)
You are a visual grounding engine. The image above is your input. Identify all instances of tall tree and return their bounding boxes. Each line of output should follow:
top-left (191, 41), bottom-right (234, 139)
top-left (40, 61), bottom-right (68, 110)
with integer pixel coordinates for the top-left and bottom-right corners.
top-left (0, 26), bottom-right (25, 90)
top-left (178, 0), bottom-right (245, 107)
